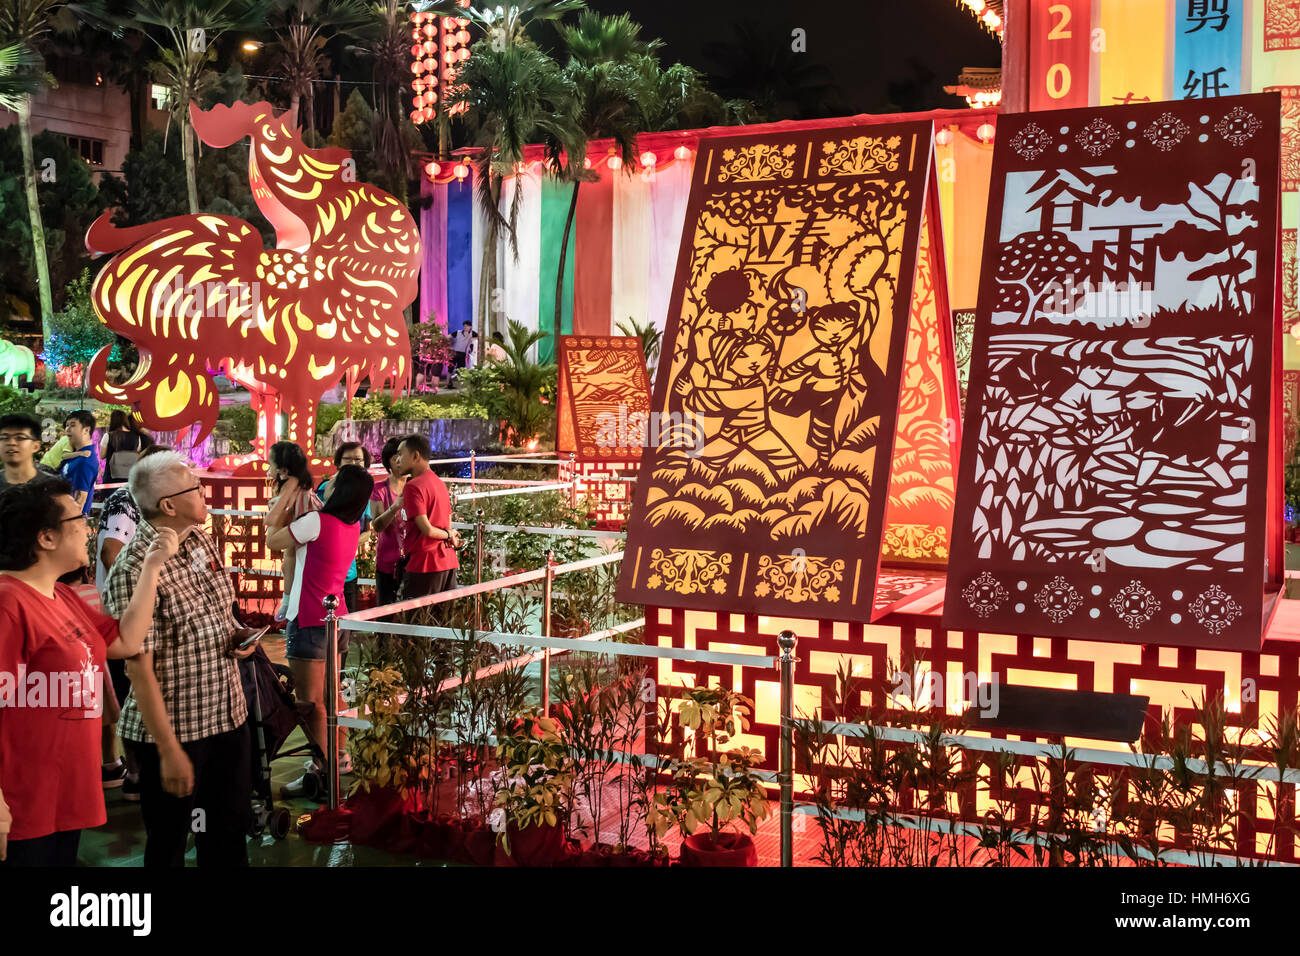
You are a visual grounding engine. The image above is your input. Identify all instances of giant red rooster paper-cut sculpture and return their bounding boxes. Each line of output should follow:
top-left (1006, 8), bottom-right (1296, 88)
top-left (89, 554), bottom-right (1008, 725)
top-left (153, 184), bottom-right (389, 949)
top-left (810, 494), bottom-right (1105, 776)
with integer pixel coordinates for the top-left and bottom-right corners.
top-left (85, 101), bottom-right (418, 461)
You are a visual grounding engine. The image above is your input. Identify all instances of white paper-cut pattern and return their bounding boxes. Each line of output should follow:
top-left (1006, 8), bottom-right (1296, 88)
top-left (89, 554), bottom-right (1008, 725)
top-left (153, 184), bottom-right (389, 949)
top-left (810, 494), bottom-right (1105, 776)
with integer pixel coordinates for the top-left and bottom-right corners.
top-left (1189, 584), bottom-right (1243, 635)
top-left (1110, 580), bottom-right (1161, 629)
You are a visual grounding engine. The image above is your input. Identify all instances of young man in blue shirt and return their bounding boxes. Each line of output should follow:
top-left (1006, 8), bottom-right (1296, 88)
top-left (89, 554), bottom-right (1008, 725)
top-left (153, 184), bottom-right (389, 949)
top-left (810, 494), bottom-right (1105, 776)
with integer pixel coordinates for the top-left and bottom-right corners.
top-left (60, 410), bottom-right (100, 515)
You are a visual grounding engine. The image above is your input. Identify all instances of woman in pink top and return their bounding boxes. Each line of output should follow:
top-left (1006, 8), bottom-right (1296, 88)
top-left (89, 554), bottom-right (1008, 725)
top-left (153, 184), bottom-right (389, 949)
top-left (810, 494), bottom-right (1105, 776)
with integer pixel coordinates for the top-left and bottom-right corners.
top-left (369, 437), bottom-right (408, 606)
top-left (267, 465), bottom-right (373, 797)
top-left (265, 441), bottom-right (322, 624)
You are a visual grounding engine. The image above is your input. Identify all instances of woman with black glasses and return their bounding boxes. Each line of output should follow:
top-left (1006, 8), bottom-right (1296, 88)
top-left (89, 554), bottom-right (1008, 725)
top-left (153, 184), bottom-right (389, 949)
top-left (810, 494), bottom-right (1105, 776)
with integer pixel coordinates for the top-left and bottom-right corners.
top-left (0, 479), bottom-right (176, 866)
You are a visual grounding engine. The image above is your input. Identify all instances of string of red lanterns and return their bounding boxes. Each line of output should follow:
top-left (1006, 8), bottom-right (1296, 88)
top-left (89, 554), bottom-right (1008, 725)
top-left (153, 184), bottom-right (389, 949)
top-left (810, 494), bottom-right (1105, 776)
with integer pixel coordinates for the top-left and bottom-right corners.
top-left (409, 4), bottom-right (471, 126)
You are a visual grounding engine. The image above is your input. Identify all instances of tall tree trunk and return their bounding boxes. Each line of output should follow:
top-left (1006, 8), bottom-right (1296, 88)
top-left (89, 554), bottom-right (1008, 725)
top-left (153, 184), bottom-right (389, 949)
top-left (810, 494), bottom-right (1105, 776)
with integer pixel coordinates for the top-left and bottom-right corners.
top-left (438, 111), bottom-right (450, 161)
top-left (182, 115), bottom-right (199, 214)
top-left (288, 89), bottom-right (301, 127)
top-left (477, 173), bottom-right (502, 348)
top-left (553, 179), bottom-right (579, 348)
top-left (17, 97), bottom-right (54, 355)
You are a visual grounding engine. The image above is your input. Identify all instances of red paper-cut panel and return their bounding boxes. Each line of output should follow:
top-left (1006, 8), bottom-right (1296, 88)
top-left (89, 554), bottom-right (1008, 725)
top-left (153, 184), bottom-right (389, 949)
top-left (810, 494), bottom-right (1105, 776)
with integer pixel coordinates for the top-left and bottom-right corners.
top-left (880, 202), bottom-right (962, 568)
top-left (1267, 85), bottom-right (1300, 191)
top-left (1264, 0), bottom-right (1300, 50)
top-left (1285, 229), bottom-right (1299, 334)
top-left (556, 335), bottom-right (652, 463)
top-left (617, 122), bottom-right (933, 621)
top-left (1284, 370), bottom-right (1300, 462)
top-left (86, 102), bottom-right (416, 458)
top-left (946, 94), bottom-right (1283, 651)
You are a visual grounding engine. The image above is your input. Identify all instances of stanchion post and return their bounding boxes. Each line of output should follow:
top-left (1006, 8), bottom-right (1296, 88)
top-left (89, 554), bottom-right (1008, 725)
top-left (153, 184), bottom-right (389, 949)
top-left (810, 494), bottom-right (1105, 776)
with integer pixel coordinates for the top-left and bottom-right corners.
top-left (475, 508), bottom-right (484, 633)
top-left (778, 629), bottom-right (797, 867)
top-left (324, 594), bottom-right (341, 811)
top-left (542, 548), bottom-right (554, 716)
top-left (568, 452), bottom-right (577, 509)
top-left (470, 449), bottom-right (476, 481)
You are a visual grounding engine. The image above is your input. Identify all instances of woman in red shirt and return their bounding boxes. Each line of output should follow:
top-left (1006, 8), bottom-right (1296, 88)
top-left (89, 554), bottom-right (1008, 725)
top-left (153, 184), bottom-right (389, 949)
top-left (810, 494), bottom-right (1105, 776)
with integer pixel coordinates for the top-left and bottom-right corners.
top-left (0, 479), bottom-right (177, 866)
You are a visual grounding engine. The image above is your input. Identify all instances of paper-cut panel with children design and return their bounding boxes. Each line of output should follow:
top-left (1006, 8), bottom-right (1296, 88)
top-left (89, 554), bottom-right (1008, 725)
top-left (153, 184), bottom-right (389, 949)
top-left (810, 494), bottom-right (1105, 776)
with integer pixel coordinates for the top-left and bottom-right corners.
top-left (556, 336), bottom-right (652, 463)
top-left (617, 122), bottom-right (932, 621)
top-left (946, 94), bottom-right (1283, 651)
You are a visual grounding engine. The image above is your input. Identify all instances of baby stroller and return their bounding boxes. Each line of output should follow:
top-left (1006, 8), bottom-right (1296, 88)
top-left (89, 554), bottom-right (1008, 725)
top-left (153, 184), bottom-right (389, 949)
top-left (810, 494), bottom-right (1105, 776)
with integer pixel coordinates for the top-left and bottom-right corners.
top-left (239, 645), bottom-right (328, 840)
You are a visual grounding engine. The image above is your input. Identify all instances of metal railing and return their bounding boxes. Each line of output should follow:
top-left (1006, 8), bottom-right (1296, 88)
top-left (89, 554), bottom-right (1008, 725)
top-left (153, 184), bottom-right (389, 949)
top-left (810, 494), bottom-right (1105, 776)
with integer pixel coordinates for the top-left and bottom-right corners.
top-left (321, 563), bottom-right (802, 865)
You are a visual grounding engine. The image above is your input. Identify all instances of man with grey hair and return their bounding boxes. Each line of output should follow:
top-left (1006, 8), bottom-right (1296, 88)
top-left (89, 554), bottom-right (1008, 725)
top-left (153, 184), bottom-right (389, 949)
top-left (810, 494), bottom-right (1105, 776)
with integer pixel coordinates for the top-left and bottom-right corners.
top-left (104, 452), bottom-right (258, 867)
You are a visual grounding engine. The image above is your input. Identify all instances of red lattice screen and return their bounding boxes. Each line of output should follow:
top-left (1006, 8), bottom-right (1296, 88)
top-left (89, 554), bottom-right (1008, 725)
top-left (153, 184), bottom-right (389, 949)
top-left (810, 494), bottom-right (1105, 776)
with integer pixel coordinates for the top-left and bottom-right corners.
top-left (646, 596), bottom-right (1300, 863)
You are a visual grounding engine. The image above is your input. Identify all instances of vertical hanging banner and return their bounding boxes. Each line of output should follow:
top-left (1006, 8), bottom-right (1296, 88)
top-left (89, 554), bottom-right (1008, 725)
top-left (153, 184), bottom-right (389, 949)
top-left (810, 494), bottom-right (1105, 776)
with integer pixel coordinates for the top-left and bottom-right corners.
top-left (617, 122), bottom-right (939, 621)
top-left (1173, 0), bottom-right (1245, 99)
top-left (1029, 0), bottom-right (1093, 110)
top-left (946, 94), bottom-right (1282, 652)
top-left (1097, 0), bottom-right (1170, 106)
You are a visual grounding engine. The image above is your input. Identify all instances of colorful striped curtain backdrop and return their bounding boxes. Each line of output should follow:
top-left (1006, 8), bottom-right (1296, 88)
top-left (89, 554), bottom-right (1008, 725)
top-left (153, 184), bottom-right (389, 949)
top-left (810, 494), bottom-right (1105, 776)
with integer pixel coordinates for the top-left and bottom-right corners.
top-left (1019, 0), bottom-right (1300, 356)
top-left (416, 108), bottom-right (1000, 359)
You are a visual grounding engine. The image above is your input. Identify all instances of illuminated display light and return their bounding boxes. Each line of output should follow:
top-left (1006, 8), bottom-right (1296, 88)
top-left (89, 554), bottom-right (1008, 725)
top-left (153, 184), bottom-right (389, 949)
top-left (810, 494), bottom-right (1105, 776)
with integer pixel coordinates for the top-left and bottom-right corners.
top-left (86, 99), bottom-right (418, 462)
top-left (639, 151), bottom-right (656, 167)
top-left (674, 144), bottom-right (691, 161)
top-left (423, 57), bottom-right (436, 72)
top-left (976, 122), bottom-right (996, 142)
top-left (934, 127), bottom-right (953, 146)
top-left (425, 161), bottom-right (440, 178)
top-left (606, 154), bottom-right (622, 170)
top-left (453, 163), bottom-right (468, 179)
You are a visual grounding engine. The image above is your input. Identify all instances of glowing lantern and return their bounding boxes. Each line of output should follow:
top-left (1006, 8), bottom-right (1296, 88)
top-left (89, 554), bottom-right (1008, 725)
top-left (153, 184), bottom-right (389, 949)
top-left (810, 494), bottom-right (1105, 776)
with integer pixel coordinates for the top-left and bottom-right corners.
top-left (423, 40), bottom-right (437, 56)
top-left (456, 29), bottom-right (470, 43)
top-left (454, 163), bottom-right (468, 179)
top-left (425, 161), bottom-right (441, 178)
top-left (422, 106), bottom-right (435, 122)
top-left (607, 154), bottom-right (622, 170)
top-left (458, 47), bottom-right (469, 61)
top-left (423, 57), bottom-right (436, 72)
top-left (412, 78), bottom-right (425, 92)
top-left (639, 151), bottom-right (656, 168)
top-left (425, 90), bottom-right (437, 104)
top-left (423, 23), bottom-right (436, 37)
top-left (582, 157), bottom-right (592, 169)
top-left (965, 0), bottom-right (985, 10)
top-left (674, 144), bottom-right (690, 161)
top-left (410, 43), bottom-right (422, 58)
top-left (411, 28), bottom-right (421, 40)
top-left (413, 93), bottom-right (425, 108)
top-left (983, 10), bottom-right (1001, 28)
top-left (977, 122), bottom-right (996, 143)
top-left (935, 127), bottom-right (953, 146)
top-left (410, 110), bottom-right (421, 123)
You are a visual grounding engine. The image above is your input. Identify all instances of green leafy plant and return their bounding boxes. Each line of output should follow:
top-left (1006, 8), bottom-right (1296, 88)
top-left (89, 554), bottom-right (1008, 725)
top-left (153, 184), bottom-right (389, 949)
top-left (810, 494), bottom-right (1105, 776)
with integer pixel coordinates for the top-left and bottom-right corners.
top-left (40, 269), bottom-right (116, 383)
top-left (457, 319), bottom-right (556, 445)
top-left (490, 711), bottom-right (574, 853)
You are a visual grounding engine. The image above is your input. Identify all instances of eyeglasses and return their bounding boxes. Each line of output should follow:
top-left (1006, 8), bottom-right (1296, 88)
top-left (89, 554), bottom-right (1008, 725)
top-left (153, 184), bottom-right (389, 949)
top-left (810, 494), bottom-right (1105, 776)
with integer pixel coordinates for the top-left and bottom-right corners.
top-left (157, 485), bottom-right (202, 504)
top-left (340, 457), bottom-right (366, 466)
top-left (0, 433), bottom-right (37, 443)
top-left (60, 513), bottom-right (88, 525)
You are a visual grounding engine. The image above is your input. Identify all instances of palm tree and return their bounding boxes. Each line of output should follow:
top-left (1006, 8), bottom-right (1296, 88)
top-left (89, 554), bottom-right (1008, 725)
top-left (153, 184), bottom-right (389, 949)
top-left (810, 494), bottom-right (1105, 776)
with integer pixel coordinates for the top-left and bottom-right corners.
top-left (349, 0), bottom-right (409, 197)
top-left (548, 11), bottom-right (651, 348)
top-left (428, 0), bottom-right (582, 343)
top-left (447, 40), bottom-right (579, 348)
top-left (0, 41), bottom-right (40, 110)
top-left (268, 0), bottom-right (372, 134)
top-left (495, 317), bottom-right (554, 445)
top-left (123, 0), bottom-right (270, 214)
top-left (702, 20), bottom-right (840, 122)
top-left (0, 0), bottom-right (106, 352)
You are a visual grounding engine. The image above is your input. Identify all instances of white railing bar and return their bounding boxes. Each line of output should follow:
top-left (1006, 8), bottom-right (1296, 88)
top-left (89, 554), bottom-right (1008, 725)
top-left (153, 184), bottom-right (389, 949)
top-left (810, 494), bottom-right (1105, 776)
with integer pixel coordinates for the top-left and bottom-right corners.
top-left (805, 721), bottom-right (1300, 785)
top-left (453, 481), bottom-right (573, 501)
top-left (451, 521), bottom-right (625, 539)
top-left (339, 619), bottom-right (774, 667)
top-left (339, 550), bottom-right (623, 622)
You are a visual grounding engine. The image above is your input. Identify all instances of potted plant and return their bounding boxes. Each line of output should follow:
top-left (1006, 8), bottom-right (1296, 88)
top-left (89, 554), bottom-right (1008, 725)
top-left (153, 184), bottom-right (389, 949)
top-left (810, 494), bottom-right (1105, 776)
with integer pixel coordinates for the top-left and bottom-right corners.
top-left (646, 688), bottom-right (769, 866)
top-left (489, 712), bottom-right (574, 866)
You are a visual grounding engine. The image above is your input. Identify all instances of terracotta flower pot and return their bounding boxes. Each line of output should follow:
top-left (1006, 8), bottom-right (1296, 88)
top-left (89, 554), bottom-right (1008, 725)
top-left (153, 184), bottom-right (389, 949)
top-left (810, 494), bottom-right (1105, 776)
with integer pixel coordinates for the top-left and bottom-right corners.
top-left (494, 822), bottom-right (566, 867)
top-left (679, 832), bottom-right (758, 867)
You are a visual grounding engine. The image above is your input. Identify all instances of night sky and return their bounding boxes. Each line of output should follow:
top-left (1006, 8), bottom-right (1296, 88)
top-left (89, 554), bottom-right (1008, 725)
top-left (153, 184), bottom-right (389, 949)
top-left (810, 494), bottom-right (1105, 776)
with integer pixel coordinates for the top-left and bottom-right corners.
top-left (567, 0), bottom-right (1003, 117)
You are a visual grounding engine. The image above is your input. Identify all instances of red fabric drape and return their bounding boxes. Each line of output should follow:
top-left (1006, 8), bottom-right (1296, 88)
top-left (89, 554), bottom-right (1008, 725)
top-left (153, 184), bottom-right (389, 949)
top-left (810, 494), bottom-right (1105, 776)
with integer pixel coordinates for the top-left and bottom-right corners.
top-left (573, 172), bottom-right (613, 336)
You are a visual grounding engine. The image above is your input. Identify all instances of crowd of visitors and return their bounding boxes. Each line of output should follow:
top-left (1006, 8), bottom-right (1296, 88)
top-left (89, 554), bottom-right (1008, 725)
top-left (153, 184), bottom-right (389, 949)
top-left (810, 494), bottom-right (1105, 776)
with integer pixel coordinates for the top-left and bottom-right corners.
top-left (0, 411), bottom-right (463, 867)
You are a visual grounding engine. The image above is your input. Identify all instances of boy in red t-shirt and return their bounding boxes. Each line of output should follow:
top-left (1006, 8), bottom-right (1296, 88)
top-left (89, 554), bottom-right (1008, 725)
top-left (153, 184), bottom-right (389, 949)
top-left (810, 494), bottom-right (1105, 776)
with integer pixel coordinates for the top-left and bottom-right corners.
top-left (394, 434), bottom-right (462, 605)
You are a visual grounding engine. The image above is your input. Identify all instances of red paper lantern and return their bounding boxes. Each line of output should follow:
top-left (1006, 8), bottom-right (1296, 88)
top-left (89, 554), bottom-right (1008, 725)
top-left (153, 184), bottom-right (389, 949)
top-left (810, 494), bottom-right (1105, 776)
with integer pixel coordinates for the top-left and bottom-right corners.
top-left (410, 109), bottom-right (421, 123)
top-left (422, 106), bottom-right (434, 122)
top-left (456, 29), bottom-right (470, 44)
top-left (423, 23), bottom-right (436, 37)
top-left (410, 62), bottom-right (422, 75)
top-left (425, 161), bottom-right (440, 178)
top-left (423, 57), bottom-right (436, 72)
top-left (423, 40), bottom-right (436, 56)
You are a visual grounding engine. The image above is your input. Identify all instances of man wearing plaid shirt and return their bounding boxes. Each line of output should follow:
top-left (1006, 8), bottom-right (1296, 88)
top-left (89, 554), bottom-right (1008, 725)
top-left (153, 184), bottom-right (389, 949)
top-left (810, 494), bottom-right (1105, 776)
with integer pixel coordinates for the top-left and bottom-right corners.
top-left (104, 452), bottom-right (257, 867)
